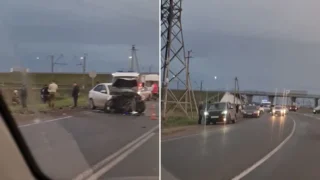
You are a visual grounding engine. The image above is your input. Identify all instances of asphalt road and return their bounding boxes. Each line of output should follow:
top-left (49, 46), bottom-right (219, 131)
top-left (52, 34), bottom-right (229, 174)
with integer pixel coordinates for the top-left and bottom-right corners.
top-left (162, 112), bottom-right (300, 180)
top-left (18, 102), bottom-right (159, 180)
top-left (243, 112), bottom-right (320, 180)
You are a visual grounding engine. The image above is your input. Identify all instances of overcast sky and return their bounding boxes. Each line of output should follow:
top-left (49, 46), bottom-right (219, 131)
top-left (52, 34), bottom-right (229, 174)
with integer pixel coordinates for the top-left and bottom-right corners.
top-left (0, 0), bottom-right (158, 73)
top-left (175, 0), bottom-right (320, 93)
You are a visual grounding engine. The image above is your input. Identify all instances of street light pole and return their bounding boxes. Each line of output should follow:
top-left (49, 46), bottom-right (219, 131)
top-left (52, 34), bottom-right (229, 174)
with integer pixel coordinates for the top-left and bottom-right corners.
top-left (200, 80), bottom-right (203, 101)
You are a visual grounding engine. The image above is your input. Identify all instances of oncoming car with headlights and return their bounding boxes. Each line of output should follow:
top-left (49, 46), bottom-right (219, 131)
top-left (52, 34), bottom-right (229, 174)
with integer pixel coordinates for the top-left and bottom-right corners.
top-left (272, 106), bottom-right (286, 116)
top-left (202, 102), bottom-right (237, 125)
top-left (243, 105), bottom-right (260, 118)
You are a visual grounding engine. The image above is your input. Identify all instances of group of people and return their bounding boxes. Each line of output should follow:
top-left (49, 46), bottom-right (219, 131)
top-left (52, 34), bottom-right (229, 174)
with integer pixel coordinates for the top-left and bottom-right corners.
top-left (40, 81), bottom-right (80, 108)
top-left (40, 81), bottom-right (58, 108)
top-left (11, 81), bottom-right (80, 109)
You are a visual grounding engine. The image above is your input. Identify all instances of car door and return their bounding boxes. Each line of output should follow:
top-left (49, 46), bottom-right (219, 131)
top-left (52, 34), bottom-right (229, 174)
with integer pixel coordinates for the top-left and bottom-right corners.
top-left (99, 85), bottom-right (111, 106)
top-left (92, 85), bottom-right (103, 107)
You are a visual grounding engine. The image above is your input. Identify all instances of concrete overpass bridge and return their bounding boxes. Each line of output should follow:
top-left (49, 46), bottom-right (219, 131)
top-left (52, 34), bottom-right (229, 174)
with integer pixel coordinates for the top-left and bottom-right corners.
top-left (210, 90), bottom-right (320, 107)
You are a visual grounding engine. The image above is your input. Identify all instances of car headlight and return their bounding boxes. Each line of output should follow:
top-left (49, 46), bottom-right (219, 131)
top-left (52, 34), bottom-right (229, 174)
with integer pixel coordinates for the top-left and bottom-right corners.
top-left (272, 110), bottom-right (275, 113)
top-left (204, 111), bottom-right (209, 116)
top-left (137, 91), bottom-right (141, 94)
top-left (221, 110), bottom-right (227, 115)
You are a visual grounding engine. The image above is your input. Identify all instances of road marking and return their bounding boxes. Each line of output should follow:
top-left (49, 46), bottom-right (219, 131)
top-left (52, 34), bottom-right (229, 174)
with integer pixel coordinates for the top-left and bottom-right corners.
top-left (231, 116), bottom-right (296, 180)
top-left (162, 126), bottom-right (234, 143)
top-left (73, 125), bottom-right (159, 180)
top-left (87, 133), bottom-right (155, 180)
top-left (162, 132), bottom-right (207, 143)
top-left (19, 116), bottom-right (73, 128)
top-left (161, 166), bottom-right (180, 180)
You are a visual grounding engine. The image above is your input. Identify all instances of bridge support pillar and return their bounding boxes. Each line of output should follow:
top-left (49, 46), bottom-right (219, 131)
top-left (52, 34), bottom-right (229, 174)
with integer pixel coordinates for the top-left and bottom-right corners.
top-left (246, 95), bottom-right (253, 104)
top-left (268, 96), bottom-right (274, 105)
top-left (315, 98), bottom-right (319, 107)
top-left (291, 97), bottom-right (296, 105)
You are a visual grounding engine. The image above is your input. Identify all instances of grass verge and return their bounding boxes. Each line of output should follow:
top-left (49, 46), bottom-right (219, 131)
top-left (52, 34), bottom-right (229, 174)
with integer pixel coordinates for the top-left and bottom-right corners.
top-left (162, 116), bottom-right (197, 128)
top-left (9, 96), bottom-right (88, 114)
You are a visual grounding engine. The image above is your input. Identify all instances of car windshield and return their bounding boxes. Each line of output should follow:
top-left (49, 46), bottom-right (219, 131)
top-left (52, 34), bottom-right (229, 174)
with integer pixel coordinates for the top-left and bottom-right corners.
top-left (275, 106), bottom-right (282, 109)
top-left (208, 103), bottom-right (226, 110)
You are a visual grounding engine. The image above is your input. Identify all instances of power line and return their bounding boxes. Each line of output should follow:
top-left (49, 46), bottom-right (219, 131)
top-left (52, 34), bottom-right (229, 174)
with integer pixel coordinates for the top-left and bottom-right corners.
top-left (49, 54), bottom-right (66, 73)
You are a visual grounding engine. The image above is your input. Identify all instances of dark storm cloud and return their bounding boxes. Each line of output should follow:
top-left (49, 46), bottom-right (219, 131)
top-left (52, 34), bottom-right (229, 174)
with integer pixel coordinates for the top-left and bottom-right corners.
top-left (0, 0), bottom-right (158, 72)
top-left (178, 0), bottom-right (320, 93)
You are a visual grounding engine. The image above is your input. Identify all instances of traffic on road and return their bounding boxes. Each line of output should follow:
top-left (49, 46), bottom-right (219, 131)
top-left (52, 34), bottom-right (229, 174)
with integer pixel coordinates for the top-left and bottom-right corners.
top-left (162, 97), bottom-right (320, 180)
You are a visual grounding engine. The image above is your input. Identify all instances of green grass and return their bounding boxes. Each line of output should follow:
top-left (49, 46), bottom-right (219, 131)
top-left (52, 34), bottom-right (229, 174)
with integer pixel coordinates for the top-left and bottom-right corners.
top-left (162, 116), bottom-right (198, 128)
top-left (9, 96), bottom-right (88, 113)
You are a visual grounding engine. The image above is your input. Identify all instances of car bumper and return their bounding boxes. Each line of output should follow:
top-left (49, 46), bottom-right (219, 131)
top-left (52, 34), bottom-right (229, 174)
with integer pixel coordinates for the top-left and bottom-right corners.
top-left (205, 114), bottom-right (227, 122)
top-left (272, 111), bottom-right (284, 116)
top-left (243, 113), bottom-right (259, 117)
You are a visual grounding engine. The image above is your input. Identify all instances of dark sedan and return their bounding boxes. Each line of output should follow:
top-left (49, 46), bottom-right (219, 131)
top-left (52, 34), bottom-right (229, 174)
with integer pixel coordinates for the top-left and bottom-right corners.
top-left (243, 106), bottom-right (260, 118)
top-left (202, 102), bottom-right (237, 125)
top-left (289, 105), bottom-right (298, 111)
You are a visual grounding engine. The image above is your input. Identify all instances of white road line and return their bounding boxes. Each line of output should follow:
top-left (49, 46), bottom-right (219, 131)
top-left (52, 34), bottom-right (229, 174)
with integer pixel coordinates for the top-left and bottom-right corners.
top-left (18, 116), bottom-right (73, 128)
top-left (231, 116), bottom-right (296, 180)
top-left (73, 125), bottom-right (159, 180)
top-left (162, 127), bottom-right (227, 143)
top-left (161, 166), bottom-right (180, 180)
top-left (87, 132), bottom-right (155, 180)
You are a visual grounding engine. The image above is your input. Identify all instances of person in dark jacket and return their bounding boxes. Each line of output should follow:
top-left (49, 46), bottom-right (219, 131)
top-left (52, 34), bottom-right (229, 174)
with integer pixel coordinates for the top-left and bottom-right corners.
top-left (72, 82), bottom-right (80, 108)
top-left (236, 104), bottom-right (239, 113)
top-left (198, 101), bottom-right (204, 124)
top-left (20, 84), bottom-right (27, 108)
top-left (40, 84), bottom-right (49, 103)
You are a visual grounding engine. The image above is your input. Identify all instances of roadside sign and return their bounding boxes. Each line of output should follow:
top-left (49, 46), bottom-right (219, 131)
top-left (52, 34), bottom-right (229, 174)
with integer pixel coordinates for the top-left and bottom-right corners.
top-left (89, 72), bottom-right (97, 88)
top-left (89, 71), bottom-right (97, 78)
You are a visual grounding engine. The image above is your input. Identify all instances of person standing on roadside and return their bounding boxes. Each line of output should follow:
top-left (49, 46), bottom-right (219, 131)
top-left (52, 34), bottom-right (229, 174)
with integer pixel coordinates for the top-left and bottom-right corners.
top-left (40, 84), bottom-right (49, 103)
top-left (48, 81), bottom-right (58, 108)
top-left (20, 84), bottom-right (27, 108)
top-left (72, 82), bottom-right (80, 108)
top-left (151, 81), bottom-right (158, 99)
top-left (198, 101), bottom-right (204, 124)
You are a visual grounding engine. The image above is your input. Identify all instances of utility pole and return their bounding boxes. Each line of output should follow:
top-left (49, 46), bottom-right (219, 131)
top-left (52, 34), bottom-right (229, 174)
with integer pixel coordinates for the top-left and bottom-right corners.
top-left (185, 50), bottom-right (192, 110)
top-left (200, 80), bottom-right (203, 101)
top-left (161, 0), bottom-right (197, 120)
top-left (233, 77), bottom-right (243, 106)
top-left (77, 53), bottom-right (88, 88)
top-left (50, 54), bottom-right (66, 73)
top-left (130, 45), bottom-right (140, 72)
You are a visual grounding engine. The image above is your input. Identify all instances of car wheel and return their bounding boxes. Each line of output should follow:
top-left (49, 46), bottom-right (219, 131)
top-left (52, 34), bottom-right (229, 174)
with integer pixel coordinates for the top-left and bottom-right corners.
top-left (136, 102), bottom-right (146, 114)
top-left (104, 100), bottom-right (113, 113)
top-left (89, 99), bottom-right (96, 110)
